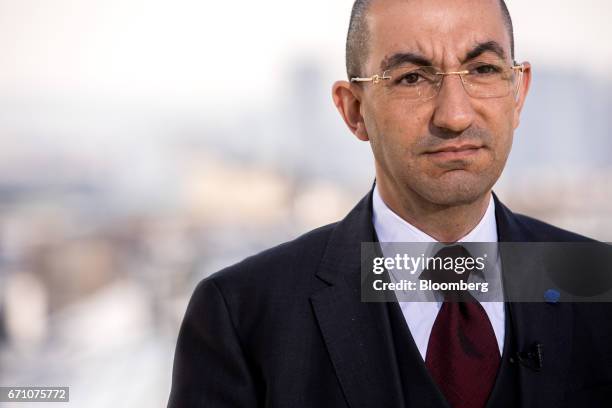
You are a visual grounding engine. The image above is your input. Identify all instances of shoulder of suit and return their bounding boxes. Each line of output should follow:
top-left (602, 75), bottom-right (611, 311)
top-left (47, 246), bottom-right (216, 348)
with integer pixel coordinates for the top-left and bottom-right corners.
top-left (510, 212), bottom-right (595, 242)
top-left (201, 221), bottom-right (339, 289)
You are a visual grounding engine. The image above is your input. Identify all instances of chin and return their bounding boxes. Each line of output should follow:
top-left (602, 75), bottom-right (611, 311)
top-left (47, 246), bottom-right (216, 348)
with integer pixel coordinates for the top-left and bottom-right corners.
top-left (411, 172), bottom-right (495, 207)
top-left (424, 190), bottom-right (485, 207)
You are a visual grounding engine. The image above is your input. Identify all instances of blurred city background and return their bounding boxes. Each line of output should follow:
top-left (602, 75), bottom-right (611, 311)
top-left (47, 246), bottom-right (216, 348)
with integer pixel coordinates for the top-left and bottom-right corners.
top-left (0, 0), bottom-right (611, 406)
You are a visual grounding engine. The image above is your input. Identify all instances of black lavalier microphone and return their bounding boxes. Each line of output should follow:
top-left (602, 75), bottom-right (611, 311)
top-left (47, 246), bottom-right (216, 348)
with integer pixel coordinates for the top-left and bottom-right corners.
top-left (514, 343), bottom-right (543, 371)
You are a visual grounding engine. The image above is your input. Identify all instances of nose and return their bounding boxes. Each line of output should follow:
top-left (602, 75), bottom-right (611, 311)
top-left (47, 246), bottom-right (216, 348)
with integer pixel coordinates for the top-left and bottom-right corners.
top-left (431, 75), bottom-right (476, 134)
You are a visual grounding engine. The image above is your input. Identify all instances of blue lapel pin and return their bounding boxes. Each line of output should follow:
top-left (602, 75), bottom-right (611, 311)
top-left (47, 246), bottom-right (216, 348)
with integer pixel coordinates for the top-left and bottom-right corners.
top-left (544, 289), bottom-right (560, 304)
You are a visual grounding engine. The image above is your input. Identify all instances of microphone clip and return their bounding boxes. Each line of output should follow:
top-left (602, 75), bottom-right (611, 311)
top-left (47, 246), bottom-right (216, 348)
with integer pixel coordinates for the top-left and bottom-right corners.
top-left (515, 343), bottom-right (543, 372)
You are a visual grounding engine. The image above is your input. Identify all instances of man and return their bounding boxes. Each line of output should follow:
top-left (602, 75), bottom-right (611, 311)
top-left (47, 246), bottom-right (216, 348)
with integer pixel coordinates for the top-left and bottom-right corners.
top-left (168, 0), bottom-right (612, 406)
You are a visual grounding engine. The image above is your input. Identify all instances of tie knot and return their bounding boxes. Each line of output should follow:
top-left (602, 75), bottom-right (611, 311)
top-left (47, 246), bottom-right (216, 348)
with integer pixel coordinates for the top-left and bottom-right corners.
top-left (420, 244), bottom-right (477, 301)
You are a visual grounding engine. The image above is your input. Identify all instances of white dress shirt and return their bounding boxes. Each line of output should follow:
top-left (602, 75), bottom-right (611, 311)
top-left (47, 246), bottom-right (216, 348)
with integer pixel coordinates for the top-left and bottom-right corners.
top-left (372, 185), bottom-right (505, 360)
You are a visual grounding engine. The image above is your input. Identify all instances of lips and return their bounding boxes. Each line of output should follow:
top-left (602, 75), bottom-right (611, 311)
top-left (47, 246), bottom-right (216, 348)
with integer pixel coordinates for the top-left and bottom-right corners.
top-left (425, 144), bottom-right (484, 160)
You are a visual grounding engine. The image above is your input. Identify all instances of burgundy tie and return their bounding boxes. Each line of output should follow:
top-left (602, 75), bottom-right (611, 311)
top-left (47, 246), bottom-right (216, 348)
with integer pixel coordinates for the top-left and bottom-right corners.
top-left (423, 246), bottom-right (500, 408)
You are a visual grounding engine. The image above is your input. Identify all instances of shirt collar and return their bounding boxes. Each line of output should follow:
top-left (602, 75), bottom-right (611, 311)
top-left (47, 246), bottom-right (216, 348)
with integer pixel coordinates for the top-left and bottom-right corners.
top-left (372, 184), bottom-right (498, 243)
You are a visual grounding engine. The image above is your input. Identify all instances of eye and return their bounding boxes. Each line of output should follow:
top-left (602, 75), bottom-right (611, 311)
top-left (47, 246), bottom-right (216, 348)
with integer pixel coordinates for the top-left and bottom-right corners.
top-left (472, 64), bottom-right (502, 75)
top-left (397, 71), bottom-right (424, 85)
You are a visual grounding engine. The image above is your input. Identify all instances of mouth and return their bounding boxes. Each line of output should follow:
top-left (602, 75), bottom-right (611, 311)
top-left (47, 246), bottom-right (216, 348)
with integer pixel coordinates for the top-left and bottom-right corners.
top-left (424, 143), bottom-right (484, 161)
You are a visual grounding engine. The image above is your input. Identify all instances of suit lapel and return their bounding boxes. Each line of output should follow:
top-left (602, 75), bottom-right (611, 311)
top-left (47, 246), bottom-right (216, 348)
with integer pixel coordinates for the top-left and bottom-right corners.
top-left (311, 192), bottom-right (405, 408)
top-left (494, 195), bottom-right (573, 408)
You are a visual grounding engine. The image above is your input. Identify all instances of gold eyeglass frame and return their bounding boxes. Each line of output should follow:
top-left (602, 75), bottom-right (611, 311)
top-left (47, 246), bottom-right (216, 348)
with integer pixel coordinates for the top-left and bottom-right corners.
top-left (350, 61), bottom-right (527, 98)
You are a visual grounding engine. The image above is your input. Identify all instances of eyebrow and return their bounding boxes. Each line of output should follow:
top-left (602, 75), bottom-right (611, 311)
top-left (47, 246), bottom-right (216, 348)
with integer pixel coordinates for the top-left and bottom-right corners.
top-left (465, 41), bottom-right (507, 62)
top-left (380, 53), bottom-right (432, 72)
top-left (379, 41), bottom-right (509, 72)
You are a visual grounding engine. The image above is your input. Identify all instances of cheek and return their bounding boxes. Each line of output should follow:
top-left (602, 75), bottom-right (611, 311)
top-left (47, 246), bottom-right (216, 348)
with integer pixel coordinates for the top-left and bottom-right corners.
top-left (494, 111), bottom-right (516, 155)
top-left (478, 99), bottom-right (516, 154)
top-left (376, 104), bottom-right (431, 148)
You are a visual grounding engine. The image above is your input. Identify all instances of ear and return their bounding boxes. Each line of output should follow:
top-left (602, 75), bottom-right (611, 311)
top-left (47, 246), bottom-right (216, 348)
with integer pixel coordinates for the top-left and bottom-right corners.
top-left (513, 61), bottom-right (532, 130)
top-left (332, 80), bottom-right (369, 141)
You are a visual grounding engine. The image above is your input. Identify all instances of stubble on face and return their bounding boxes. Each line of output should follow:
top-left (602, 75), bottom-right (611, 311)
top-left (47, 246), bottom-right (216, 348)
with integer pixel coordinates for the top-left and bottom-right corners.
top-left (373, 120), bottom-right (513, 206)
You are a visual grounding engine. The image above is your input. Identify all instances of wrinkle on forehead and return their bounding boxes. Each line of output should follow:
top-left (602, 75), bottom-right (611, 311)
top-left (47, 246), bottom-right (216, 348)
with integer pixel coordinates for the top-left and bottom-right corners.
top-left (367, 0), bottom-right (511, 71)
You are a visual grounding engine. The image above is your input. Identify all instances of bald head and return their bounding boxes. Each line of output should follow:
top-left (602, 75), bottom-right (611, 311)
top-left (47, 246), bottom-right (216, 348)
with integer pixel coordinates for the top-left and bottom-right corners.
top-left (345, 0), bottom-right (515, 79)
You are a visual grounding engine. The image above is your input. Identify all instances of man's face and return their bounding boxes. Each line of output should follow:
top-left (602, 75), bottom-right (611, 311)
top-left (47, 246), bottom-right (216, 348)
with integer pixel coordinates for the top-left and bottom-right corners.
top-left (358, 0), bottom-right (529, 206)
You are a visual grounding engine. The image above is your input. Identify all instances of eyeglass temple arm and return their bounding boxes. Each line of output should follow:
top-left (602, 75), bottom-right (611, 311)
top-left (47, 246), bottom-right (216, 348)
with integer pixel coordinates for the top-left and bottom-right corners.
top-left (350, 73), bottom-right (392, 84)
top-left (511, 63), bottom-right (526, 99)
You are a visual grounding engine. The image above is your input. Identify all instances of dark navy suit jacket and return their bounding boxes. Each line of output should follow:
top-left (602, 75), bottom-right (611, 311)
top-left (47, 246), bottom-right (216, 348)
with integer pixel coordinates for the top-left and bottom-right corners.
top-left (168, 191), bottom-right (612, 407)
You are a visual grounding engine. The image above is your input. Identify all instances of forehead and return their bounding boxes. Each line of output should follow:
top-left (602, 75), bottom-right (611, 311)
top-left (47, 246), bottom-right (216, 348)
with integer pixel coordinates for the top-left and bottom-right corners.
top-left (366, 0), bottom-right (511, 70)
